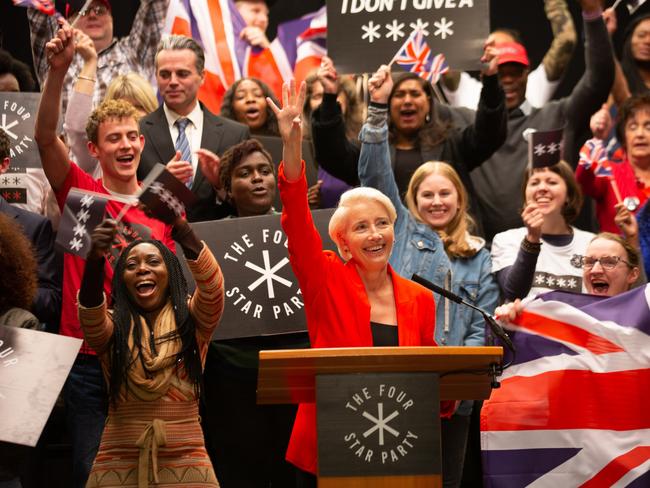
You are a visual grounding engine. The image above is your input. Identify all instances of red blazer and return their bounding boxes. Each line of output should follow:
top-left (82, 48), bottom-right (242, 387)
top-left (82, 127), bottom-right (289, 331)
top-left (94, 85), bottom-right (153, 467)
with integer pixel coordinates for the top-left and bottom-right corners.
top-left (279, 162), bottom-right (451, 475)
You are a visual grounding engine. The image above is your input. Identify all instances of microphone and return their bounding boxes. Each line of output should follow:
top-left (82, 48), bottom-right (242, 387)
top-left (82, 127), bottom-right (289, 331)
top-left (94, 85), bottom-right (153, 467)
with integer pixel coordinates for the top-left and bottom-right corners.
top-left (412, 274), bottom-right (516, 353)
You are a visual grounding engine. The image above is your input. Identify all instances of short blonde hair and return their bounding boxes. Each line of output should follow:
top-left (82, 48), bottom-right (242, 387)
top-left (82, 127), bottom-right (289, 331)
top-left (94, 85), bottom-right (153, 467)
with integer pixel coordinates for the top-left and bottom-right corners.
top-left (328, 187), bottom-right (397, 260)
top-left (405, 161), bottom-right (477, 258)
top-left (104, 73), bottom-right (158, 115)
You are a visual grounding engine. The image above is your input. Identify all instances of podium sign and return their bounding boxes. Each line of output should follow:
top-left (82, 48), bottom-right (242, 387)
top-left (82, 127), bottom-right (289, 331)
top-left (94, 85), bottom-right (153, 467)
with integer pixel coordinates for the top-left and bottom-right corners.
top-left (0, 326), bottom-right (81, 446)
top-left (0, 92), bottom-right (44, 170)
top-left (317, 372), bottom-right (441, 478)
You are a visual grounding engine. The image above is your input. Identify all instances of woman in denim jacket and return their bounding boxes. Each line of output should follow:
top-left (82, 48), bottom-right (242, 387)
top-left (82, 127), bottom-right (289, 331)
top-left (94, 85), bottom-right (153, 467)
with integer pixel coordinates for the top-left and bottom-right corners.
top-left (359, 66), bottom-right (499, 488)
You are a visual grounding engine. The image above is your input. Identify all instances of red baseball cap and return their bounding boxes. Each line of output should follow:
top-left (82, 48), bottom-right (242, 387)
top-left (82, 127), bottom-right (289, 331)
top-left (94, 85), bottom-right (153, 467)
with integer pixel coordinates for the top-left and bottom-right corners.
top-left (496, 42), bottom-right (530, 67)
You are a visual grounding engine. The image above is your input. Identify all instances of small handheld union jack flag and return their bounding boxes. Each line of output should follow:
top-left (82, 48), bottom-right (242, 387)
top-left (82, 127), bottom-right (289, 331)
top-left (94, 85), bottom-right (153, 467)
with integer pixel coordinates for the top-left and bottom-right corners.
top-left (421, 53), bottom-right (449, 85)
top-left (578, 138), bottom-right (608, 172)
top-left (11, 0), bottom-right (59, 16)
top-left (391, 30), bottom-right (432, 74)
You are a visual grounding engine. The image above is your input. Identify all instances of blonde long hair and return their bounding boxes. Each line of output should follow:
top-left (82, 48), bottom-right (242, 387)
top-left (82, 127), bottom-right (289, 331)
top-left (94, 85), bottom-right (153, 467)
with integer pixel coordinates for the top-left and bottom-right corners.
top-left (405, 161), bottom-right (477, 258)
top-left (104, 73), bottom-right (158, 115)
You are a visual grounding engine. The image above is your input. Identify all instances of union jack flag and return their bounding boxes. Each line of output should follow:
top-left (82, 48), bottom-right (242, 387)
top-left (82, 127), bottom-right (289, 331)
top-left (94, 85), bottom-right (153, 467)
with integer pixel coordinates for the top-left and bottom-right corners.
top-left (482, 288), bottom-right (650, 487)
top-left (578, 138), bottom-right (608, 172)
top-left (421, 53), bottom-right (449, 85)
top-left (392, 30), bottom-right (433, 74)
top-left (10, 0), bottom-right (58, 16)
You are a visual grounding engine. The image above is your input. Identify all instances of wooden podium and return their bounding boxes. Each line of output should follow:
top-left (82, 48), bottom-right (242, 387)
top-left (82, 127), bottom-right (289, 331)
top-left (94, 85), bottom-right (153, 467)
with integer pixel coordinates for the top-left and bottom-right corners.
top-left (257, 346), bottom-right (503, 487)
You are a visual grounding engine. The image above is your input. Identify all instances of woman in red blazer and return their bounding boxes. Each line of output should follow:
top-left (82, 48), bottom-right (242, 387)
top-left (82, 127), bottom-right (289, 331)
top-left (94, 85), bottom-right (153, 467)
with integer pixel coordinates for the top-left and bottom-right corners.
top-left (270, 80), bottom-right (453, 486)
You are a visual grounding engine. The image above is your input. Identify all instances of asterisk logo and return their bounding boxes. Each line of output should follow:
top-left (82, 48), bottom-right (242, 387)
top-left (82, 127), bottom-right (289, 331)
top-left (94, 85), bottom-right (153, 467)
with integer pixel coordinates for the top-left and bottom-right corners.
top-left (385, 19), bottom-right (405, 42)
top-left (245, 250), bottom-right (292, 299)
top-left (166, 194), bottom-right (185, 216)
top-left (557, 278), bottom-right (567, 288)
top-left (546, 276), bottom-right (555, 287)
top-left (73, 222), bottom-right (86, 237)
top-left (149, 182), bottom-right (165, 195)
top-left (76, 209), bottom-right (90, 223)
top-left (567, 278), bottom-right (578, 289)
top-left (69, 237), bottom-right (83, 252)
top-left (361, 21), bottom-right (381, 43)
top-left (362, 403), bottom-right (400, 446)
top-left (0, 114), bottom-right (19, 140)
top-left (547, 142), bottom-right (561, 154)
top-left (80, 194), bottom-right (95, 207)
top-left (409, 18), bottom-right (430, 36)
top-left (1, 177), bottom-right (8, 185)
top-left (534, 143), bottom-right (546, 156)
top-left (12, 177), bottom-right (20, 185)
top-left (433, 17), bottom-right (454, 40)
top-left (535, 274), bottom-right (546, 285)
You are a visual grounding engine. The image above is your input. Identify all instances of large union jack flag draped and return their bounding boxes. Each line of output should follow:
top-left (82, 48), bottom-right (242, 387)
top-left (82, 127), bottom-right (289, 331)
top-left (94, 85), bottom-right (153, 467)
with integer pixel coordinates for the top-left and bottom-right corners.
top-left (481, 287), bottom-right (650, 487)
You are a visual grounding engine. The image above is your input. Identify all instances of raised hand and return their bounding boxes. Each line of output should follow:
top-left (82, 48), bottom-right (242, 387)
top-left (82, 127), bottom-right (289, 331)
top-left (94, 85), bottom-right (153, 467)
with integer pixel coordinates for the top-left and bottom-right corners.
top-left (45, 20), bottom-right (75, 73)
top-left (368, 65), bottom-right (393, 104)
top-left (481, 39), bottom-right (499, 77)
top-left (318, 56), bottom-right (339, 94)
top-left (522, 202), bottom-right (544, 244)
top-left (603, 7), bottom-right (617, 36)
top-left (267, 80), bottom-right (306, 180)
top-left (74, 28), bottom-right (97, 63)
top-left (240, 26), bottom-right (270, 49)
top-left (614, 202), bottom-right (639, 246)
top-left (589, 104), bottom-right (612, 140)
top-left (88, 219), bottom-right (118, 260)
top-left (166, 150), bottom-right (194, 184)
top-left (196, 148), bottom-right (222, 190)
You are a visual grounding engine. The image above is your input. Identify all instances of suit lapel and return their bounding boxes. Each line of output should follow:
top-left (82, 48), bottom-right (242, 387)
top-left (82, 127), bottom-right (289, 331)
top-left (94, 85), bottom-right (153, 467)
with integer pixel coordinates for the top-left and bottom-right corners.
top-left (144, 107), bottom-right (176, 166)
top-left (193, 108), bottom-right (225, 192)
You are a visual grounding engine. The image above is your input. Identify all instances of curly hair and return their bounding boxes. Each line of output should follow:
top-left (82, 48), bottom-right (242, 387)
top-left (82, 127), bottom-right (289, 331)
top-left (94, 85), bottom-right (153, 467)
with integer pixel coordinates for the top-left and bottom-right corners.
top-left (220, 78), bottom-right (280, 135)
top-left (0, 49), bottom-right (36, 92)
top-left (615, 93), bottom-right (650, 147)
top-left (0, 213), bottom-right (37, 314)
top-left (85, 99), bottom-right (140, 145)
top-left (388, 72), bottom-right (451, 150)
top-left (108, 239), bottom-right (202, 407)
top-left (218, 138), bottom-right (275, 193)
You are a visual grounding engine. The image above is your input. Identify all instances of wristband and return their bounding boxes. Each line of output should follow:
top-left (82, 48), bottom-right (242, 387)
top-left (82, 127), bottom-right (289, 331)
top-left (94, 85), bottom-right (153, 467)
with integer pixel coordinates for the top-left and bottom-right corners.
top-left (78, 75), bottom-right (96, 83)
top-left (521, 237), bottom-right (542, 254)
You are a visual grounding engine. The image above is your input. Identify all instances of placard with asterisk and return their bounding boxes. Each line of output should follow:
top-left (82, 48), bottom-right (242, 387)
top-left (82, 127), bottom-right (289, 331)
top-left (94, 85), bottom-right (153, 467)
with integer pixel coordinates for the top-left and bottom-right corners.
top-left (56, 188), bottom-right (109, 259)
top-left (317, 372), bottom-right (440, 477)
top-left (0, 92), bottom-right (54, 171)
top-left (326, 0), bottom-right (489, 75)
top-left (178, 209), bottom-right (336, 339)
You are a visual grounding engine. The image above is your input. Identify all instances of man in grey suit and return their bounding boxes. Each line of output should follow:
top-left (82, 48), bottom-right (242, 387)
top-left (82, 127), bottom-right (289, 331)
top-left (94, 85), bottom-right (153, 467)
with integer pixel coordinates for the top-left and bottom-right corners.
top-left (138, 35), bottom-right (250, 222)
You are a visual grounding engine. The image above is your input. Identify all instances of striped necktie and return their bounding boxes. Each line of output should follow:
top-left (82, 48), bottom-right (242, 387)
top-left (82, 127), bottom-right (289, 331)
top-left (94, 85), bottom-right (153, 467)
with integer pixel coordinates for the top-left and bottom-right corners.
top-left (174, 117), bottom-right (193, 188)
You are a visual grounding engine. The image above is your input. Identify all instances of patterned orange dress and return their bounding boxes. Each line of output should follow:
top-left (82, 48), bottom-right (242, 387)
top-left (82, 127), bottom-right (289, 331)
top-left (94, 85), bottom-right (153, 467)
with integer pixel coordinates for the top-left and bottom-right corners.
top-left (79, 245), bottom-right (224, 487)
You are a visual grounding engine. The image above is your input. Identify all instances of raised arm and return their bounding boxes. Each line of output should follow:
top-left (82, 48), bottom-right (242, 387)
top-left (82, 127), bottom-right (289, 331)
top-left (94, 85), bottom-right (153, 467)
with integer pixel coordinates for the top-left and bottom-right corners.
top-left (270, 80), bottom-right (306, 181)
top-left (26, 8), bottom-right (58, 87)
top-left (358, 65), bottom-right (408, 222)
top-left (541, 0), bottom-right (577, 83)
top-left (64, 29), bottom-right (98, 175)
top-left (34, 22), bottom-right (74, 192)
top-left (458, 42), bottom-right (507, 170)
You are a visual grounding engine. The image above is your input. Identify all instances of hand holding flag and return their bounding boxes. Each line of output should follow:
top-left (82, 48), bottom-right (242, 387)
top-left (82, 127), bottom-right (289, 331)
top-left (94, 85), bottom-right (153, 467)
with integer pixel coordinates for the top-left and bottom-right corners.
top-left (87, 219), bottom-right (118, 261)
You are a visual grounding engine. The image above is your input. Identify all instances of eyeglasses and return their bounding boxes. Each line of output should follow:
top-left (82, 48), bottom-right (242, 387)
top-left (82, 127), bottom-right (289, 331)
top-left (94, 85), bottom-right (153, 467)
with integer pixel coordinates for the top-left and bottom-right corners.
top-left (572, 254), bottom-right (632, 270)
top-left (78, 5), bottom-right (109, 17)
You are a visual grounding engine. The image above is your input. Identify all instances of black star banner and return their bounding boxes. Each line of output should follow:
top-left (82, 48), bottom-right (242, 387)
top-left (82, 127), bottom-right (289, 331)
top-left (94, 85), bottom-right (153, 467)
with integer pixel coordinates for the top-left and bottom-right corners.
top-left (56, 188), bottom-right (109, 259)
top-left (326, 0), bottom-right (489, 74)
top-left (139, 163), bottom-right (198, 224)
top-left (527, 128), bottom-right (564, 169)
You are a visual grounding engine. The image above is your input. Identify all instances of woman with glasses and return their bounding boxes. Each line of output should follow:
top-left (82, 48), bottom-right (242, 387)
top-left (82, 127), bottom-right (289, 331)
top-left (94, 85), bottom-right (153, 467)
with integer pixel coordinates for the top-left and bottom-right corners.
top-left (497, 232), bottom-right (643, 321)
top-left (491, 161), bottom-right (595, 301)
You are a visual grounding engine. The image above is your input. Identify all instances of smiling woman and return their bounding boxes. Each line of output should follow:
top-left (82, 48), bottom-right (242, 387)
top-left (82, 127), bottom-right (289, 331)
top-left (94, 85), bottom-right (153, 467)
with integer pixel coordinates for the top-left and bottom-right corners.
top-left (77, 217), bottom-right (225, 487)
top-left (492, 161), bottom-right (595, 301)
top-left (272, 80), bottom-right (453, 487)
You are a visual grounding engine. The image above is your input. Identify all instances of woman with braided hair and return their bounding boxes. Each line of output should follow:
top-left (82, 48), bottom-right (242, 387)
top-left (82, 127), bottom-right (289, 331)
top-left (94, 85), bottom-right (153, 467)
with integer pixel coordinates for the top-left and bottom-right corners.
top-left (77, 217), bottom-right (224, 487)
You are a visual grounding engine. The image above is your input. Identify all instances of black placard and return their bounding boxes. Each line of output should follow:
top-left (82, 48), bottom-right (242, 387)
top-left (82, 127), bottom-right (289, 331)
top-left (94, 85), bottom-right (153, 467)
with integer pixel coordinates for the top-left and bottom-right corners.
top-left (0, 327), bottom-right (81, 447)
top-left (179, 209), bottom-right (336, 339)
top-left (0, 92), bottom-right (43, 170)
top-left (327, 0), bottom-right (490, 74)
top-left (316, 372), bottom-right (441, 477)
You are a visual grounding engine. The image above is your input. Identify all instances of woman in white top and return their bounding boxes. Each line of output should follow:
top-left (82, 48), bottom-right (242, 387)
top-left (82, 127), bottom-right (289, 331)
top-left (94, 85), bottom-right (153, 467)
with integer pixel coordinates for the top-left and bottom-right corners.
top-left (491, 160), bottom-right (594, 300)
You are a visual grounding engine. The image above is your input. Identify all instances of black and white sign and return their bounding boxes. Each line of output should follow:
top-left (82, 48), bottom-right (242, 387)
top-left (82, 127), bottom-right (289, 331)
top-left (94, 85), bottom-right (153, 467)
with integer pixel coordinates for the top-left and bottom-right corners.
top-left (181, 209), bottom-right (336, 339)
top-left (327, 0), bottom-right (489, 74)
top-left (0, 92), bottom-right (43, 170)
top-left (528, 128), bottom-right (564, 169)
top-left (56, 188), bottom-right (109, 259)
top-left (0, 326), bottom-right (81, 447)
top-left (317, 372), bottom-right (441, 477)
top-left (139, 163), bottom-right (198, 224)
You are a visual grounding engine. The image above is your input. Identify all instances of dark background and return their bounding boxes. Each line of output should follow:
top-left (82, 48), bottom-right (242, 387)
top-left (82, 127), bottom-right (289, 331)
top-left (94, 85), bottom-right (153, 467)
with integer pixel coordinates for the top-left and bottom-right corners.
top-left (2, 0), bottom-right (650, 97)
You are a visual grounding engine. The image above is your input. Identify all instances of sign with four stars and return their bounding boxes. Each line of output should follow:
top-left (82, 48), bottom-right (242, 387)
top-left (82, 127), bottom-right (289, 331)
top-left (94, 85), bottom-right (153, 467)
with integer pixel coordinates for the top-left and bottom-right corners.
top-left (326, 0), bottom-right (489, 74)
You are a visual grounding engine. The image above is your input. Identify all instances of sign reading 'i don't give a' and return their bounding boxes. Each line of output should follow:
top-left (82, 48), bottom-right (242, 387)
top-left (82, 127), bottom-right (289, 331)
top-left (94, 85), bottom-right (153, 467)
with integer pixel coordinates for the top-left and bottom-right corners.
top-left (327, 0), bottom-right (489, 74)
